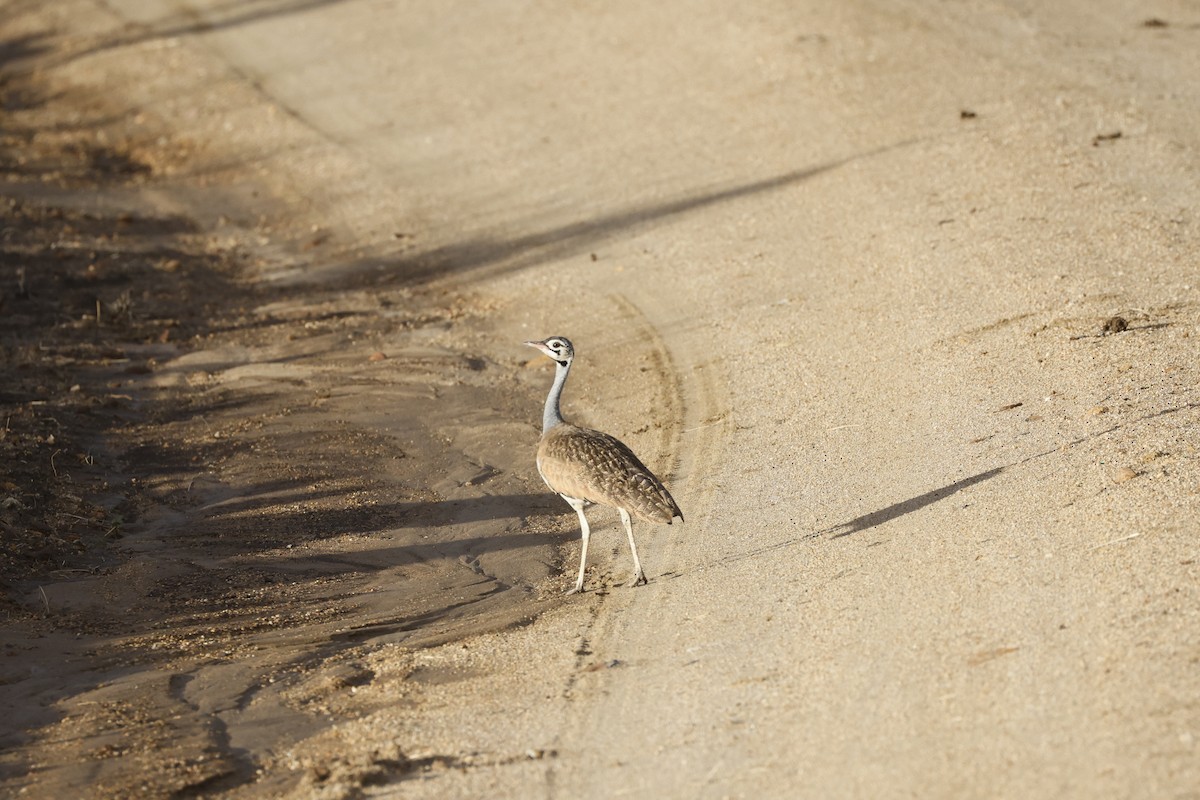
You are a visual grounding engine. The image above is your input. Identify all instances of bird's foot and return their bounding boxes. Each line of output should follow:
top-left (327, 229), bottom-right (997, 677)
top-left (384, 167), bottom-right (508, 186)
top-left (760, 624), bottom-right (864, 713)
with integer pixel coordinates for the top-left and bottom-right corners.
top-left (627, 572), bottom-right (648, 588)
top-left (565, 584), bottom-right (584, 596)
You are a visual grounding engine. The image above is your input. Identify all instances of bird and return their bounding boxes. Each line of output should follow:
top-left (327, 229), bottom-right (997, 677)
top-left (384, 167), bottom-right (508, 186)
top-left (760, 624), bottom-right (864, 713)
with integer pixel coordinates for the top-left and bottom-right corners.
top-left (524, 336), bottom-right (683, 594)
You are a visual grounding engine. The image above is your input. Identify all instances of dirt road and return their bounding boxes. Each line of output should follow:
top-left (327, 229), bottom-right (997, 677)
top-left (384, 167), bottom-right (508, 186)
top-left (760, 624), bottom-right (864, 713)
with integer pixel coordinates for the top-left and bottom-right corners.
top-left (2, 1), bottom-right (1198, 797)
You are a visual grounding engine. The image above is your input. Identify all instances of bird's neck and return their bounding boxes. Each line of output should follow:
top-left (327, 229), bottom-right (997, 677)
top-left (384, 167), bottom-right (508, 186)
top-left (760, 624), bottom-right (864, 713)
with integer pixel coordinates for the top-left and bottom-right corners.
top-left (542, 359), bottom-right (570, 434)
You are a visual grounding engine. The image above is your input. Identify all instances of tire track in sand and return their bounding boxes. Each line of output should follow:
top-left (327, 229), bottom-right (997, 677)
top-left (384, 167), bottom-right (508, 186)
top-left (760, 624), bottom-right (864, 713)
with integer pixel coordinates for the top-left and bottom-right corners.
top-left (543, 292), bottom-right (731, 798)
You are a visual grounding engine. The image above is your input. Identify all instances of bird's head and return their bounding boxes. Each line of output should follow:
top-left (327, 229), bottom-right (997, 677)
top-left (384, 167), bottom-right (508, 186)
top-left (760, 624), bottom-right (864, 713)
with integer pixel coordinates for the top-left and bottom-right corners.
top-left (524, 336), bottom-right (574, 367)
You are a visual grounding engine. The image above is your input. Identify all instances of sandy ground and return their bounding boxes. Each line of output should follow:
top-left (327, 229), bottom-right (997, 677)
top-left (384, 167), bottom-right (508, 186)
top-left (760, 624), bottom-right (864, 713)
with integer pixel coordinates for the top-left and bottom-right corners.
top-left (2, 1), bottom-right (1199, 797)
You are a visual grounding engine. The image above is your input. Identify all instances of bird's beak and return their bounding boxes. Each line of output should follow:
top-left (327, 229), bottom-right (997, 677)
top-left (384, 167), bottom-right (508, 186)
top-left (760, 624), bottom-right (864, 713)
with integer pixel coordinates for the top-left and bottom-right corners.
top-left (524, 339), bottom-right (553, 358)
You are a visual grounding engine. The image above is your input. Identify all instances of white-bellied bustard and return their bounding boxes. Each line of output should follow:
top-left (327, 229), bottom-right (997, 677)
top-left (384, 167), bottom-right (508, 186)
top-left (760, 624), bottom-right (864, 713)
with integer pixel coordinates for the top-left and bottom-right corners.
top-left (524, 336), bottom-right (683, 594)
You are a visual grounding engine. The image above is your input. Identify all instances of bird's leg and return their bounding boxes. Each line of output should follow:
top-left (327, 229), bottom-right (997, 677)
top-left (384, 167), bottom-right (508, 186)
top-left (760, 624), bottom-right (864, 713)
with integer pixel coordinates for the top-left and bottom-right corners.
top-left (619, 508), bottom-right (648, 588)
top-left (565, 497), bottom-right (590, 595)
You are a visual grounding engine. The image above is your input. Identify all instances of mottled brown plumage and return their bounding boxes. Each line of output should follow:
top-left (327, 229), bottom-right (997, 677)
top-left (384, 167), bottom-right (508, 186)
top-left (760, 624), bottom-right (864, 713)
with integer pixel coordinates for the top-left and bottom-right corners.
top-left (537, 425), bottom-right (683, 524)
top-left (525, 336), bottom-right (683, 594)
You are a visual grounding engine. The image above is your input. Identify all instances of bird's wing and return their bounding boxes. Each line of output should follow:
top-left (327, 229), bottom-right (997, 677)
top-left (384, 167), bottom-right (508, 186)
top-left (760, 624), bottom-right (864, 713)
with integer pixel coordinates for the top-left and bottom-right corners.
top-left (539, 426), bottom-right (683, 523)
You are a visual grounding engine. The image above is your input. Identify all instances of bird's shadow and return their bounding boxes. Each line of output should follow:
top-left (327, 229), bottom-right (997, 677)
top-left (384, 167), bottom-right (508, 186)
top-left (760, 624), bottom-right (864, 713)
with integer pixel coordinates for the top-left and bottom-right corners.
top-left (674, 401), bottom-right (1200, 579)
top-left (664, 466), bottom-right (1006, 579)
top-left (826, 467), bottom-right (1004, 539)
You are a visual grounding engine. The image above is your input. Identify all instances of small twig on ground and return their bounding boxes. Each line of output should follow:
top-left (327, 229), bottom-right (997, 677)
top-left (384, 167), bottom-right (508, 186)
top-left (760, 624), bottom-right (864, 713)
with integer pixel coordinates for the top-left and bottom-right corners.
top-left (38, 586), bottom-right (50, 615)
top-left (1090, 532), bottom-right (1141, 550)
